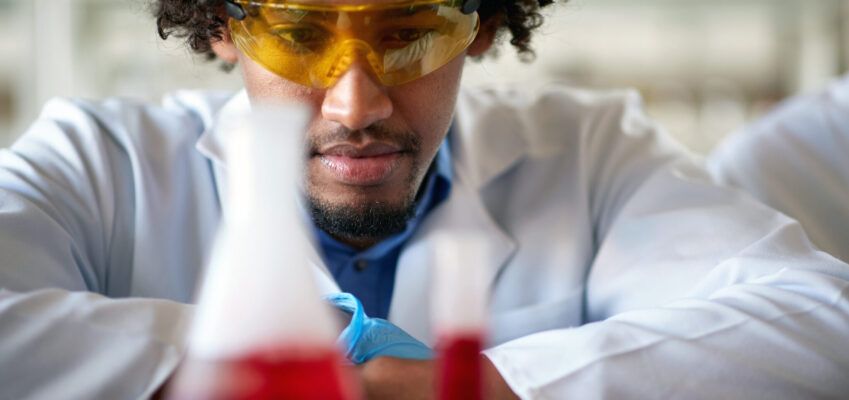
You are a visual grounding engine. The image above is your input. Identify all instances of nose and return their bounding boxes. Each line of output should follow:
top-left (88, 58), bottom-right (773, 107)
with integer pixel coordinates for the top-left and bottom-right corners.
top-left (321, 62), bottom-right (393, 131)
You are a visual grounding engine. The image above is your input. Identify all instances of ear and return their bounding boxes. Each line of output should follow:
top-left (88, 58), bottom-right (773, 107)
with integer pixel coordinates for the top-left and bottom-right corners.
top-left (211, 26), bottom-right (240, 64)
top-left (467, 16), bottom-right (500, 57)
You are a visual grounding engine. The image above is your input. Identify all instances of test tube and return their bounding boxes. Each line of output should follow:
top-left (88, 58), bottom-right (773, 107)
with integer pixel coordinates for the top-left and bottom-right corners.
top-left (432, 233), bottom-right (489, 400)
top-left (168, 103), bottom-right (358, 399)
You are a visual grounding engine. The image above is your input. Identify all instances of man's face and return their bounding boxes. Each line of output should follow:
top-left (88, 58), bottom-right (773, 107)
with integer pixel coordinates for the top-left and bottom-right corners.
top-left (235, 14), bottom-right (469, 247)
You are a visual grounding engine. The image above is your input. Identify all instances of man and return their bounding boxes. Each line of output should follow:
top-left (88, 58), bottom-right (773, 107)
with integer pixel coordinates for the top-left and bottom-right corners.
top-left (1, 0), bottom-right (848, 398)
top-left (709, 74), bottom-right (849, 264)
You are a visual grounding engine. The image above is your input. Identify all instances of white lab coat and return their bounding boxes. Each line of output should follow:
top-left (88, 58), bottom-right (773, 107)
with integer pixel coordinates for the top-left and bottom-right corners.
top-left (708, 75), bottom-right (849, 264)
top-left (0, 85), bottom-right (847, 399)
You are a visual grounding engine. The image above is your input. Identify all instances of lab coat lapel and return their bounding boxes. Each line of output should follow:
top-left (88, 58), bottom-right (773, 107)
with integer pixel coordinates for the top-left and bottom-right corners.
top-left (307, 245), bottom-right (341, 295)
top-left (451, 88), bottom-right (529, 190)
top-left (389, 170), bottom-right (520, 346)
top-left (389, 90), bottom-right (530, 345)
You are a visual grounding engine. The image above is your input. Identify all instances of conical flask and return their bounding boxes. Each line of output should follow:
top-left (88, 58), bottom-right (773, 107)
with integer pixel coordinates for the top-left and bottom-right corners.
top-left (432, 234), bottom-right (488, 400)
top-left (168, 103), bottom-right (358, 399)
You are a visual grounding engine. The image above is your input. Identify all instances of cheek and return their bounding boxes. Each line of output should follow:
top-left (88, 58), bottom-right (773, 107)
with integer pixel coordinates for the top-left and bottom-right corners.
top-left (238, 50), bottom-right (466, 154)
top-left (390, 55), bottom-right (466, 152)
top-left (238, 54), bottom-right (323, 111)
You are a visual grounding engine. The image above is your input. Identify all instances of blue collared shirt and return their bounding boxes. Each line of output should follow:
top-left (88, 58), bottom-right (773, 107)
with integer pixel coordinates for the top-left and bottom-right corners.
top-left (313, 139), bottom-right (453, 319)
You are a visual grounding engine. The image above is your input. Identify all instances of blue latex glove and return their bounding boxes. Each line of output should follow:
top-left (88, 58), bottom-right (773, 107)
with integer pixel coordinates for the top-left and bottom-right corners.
top-left (324, 292), bottom-right (433, 364)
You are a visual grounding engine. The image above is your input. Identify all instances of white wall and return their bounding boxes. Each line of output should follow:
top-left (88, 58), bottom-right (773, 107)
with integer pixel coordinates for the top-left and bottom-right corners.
top-left (1, 0), bottom-right (847, 153)
top-left (0, 0), bottom-right (242, 146)
top-left (464, 0), bottom-right (849, 154)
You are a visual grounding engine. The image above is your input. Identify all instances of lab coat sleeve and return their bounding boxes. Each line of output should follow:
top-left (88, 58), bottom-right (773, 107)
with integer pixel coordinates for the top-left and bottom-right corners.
top-left (0, 98), bottom-right (192, 399)
top-left (706, 86), bottom-right (849, 263)
top-left (482, 91), bottom-right (849, 399)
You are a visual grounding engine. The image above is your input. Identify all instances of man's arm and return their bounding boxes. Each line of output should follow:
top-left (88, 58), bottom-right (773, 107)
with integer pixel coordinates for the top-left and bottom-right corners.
top-left (707, 80), bottom-right (849, 263)
top-left (479, 91), bottom-right (849, 398)
top-left (0, 98), bottom-right (192, 398)
top-left (356, 356), bottom-right (518, 400)
top-left (0, 289), bottom-right (191, 398)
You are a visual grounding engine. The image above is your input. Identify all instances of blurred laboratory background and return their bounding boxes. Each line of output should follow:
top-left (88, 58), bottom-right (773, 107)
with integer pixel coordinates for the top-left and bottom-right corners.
top-left (1, 0), bottom-right (848, 153)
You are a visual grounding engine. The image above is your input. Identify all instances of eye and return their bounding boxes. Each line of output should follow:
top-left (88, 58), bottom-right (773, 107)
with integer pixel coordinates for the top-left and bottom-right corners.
top-left (383, 28), bottom-right (434, 47)
top-left (271, 25), bottom-right (329, 52)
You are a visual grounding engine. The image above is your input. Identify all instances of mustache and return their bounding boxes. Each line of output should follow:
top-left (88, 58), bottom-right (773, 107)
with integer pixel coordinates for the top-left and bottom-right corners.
top-left (307, 123), bottom-right (422, 156)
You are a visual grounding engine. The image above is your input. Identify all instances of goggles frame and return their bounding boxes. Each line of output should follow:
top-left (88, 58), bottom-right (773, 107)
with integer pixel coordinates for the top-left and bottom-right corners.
top-left (223, 0), bottom-right (481, 88)
top-left (224, 0), bottom-right (482, 20)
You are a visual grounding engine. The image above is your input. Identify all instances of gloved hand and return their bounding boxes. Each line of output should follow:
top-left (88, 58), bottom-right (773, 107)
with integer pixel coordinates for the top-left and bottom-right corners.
top-left (324, 292), bottom-right (433, 364)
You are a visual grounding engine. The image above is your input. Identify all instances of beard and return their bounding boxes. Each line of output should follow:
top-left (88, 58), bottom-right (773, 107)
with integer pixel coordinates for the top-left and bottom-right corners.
top-left (306, 123), bottom-right (426, 242)
top-left (307, 195), bottom-right (417, 241)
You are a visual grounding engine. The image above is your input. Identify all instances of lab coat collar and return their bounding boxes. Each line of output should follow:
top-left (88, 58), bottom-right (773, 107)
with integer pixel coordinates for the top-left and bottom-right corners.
top-left (451, 89), bottom-right (530, 190)
top-left (388, 168), bottom-right (518, 345)
top-left (194, 89), bottom-right (248, 228)
top-left (195, 89), bottom-right (250, 168)
top-left (389, 91), bottom-right (528, 344)
top-left (387, 92), bottom-right (527, 344)
top-left (829, 73), bottom-right (849, 108)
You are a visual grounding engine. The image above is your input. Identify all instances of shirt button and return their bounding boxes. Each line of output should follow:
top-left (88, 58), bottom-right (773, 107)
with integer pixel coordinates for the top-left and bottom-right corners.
top-left (355, 259), bottom-right (368, 272)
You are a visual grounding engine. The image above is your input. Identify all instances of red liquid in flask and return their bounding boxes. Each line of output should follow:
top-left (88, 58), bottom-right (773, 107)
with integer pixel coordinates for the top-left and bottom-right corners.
top-left (169, 346), bottom-right (358, 400)
top-left (436, 333), bottom-right (483, 400)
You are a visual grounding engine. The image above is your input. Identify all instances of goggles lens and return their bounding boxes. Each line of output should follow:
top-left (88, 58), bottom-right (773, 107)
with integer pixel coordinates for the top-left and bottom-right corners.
top-left (229, 1), bottom-right (480, 88)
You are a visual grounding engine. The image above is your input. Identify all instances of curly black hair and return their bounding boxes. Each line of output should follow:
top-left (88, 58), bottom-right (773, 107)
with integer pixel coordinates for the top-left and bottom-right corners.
top-left (153, 0), bottom-right (558, 63)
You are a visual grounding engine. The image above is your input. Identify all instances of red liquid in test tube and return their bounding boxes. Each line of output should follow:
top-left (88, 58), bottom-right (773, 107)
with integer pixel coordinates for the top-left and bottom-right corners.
top-left (436, 332), bottom-right (484, 400)
top-left (432, 234), bottom-right (489, 400)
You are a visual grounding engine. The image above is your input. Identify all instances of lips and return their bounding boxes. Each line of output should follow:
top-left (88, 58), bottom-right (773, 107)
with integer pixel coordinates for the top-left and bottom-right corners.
top-left (316, 142), bottom-right (405, 186)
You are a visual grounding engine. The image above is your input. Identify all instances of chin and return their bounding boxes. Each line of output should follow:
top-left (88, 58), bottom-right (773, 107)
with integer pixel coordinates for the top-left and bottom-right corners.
top-left (313, 189), bottom-right (411, 213)
top-left (307, 189), bottom-right (417, 242)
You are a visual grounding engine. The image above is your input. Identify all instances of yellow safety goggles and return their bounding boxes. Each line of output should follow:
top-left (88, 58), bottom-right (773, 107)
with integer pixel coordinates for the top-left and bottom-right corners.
top-left (225, 0), bottom-right (480, 88)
